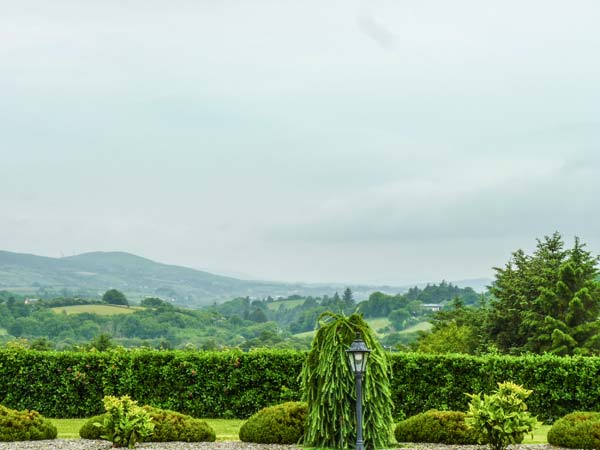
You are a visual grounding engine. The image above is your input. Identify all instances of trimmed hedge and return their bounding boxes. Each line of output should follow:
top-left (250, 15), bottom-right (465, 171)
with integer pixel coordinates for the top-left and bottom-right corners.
top-left (0, 404), bottom-right (57, 441)
top-left (394, 410), bottom-right (479, 444)
top-left (390, 352), bottom-right (600, 422)
top-left (547, 412), bottom-right (600, 449)
top-left (2, 349), bottom-right (600, 421)
top-left (80, 406), bottom-right (216, 442)
top-left (239, 401), bottom-right (307, 444)
top-left (0, 349), bottom-right (303, 419)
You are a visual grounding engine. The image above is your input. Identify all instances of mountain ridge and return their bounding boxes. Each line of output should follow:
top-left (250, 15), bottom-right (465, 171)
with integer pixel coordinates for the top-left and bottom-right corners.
top-left (0, 249), bottom-right (491, 307)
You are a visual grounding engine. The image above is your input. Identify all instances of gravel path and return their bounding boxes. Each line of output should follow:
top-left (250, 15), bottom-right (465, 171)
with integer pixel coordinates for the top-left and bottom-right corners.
top-left (0, 442), bottom-right (564, 450)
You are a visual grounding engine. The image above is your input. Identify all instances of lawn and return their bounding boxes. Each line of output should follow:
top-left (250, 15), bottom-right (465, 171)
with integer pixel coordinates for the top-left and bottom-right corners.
top-left (51, 418), bottom-right (245, 441)
top-left (52, 418), bottom-right (550, 444)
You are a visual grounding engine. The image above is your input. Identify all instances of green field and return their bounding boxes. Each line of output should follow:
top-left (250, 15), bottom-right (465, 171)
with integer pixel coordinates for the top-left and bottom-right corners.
top-left (366, 317), bottom-right (392, 335)
top-left (399, 321), bottom-right (432, 334)
top-left (0, 328), bottom-right (7, 336)
top-left (50, 304), bottom-right (142, 316)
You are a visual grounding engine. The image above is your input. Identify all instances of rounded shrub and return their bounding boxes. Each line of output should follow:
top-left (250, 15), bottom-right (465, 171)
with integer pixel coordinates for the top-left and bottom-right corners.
top-left (394, 409), bottom-right (479, 445)
top-left (79, 406), bottom-right (216, 442)
top-left (547, 412), bottom-right (600, 449)
top-left (0, 404), bottom-right (57, 441)
top-left (239, 401), bottom-right (307, 444)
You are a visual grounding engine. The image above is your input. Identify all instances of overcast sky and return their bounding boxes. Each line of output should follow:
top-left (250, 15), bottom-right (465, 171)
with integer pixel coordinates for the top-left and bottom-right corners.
top-left (1, 0), bottom-right (599, 285)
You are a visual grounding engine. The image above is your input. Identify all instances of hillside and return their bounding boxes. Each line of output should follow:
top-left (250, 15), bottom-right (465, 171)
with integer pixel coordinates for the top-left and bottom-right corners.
top-left (0, 250), bottom-right (403, 307)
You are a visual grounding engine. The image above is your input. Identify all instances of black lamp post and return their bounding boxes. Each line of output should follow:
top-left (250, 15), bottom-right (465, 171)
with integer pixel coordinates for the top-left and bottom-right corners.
top-left (346, 332), bottom-right (371, 450)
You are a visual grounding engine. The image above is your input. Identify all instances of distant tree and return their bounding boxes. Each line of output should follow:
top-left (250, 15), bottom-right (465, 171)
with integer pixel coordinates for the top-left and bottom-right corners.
top-left (29, 337), bottom-right (55, 351)
top-left (88, 333), bottom-right (115, 351)
top-left (140, 297), bottom-right (164, 308)
top-left (342, 288), bottom-right (354, 309)
top-left (102, 289), bottom-right (129, 306)
top-left (248, 307), bottom-right (268, 323)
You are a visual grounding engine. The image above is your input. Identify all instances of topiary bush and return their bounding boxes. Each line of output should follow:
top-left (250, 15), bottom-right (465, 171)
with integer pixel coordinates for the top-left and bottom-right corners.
top-left (0, 404), bottom-right (57, 441)
top-left (79, 406), bottom-right (216, 442)
top-left (394, 409), bottom-right (480, 444)
top-left (547, 412), bottom-right (600, 449)
top-left (239, 401), bottom-right (307, 444)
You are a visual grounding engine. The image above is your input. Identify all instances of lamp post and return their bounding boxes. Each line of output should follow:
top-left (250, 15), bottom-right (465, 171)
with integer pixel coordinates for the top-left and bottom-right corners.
top-left (346, 332), bottom-right (371, 450)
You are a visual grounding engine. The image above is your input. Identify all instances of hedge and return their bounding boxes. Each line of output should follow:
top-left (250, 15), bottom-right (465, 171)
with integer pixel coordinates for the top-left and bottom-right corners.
top-left (0, 349), bottom-right (303, 419)
top-left (2, 350), bottom-right (600, 421)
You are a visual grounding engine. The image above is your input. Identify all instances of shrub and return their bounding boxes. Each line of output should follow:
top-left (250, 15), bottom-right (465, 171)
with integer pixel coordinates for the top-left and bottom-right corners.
top-left (0, 404), bottom-right (57, 441)
top-left (80, 406), bottom-right (216, 442)
top-left (394, 409), bottom-right (479, 444)
top-left (466, 381), bottom-right (539, 450)
top-left (100, 395), bottom-right (154, 448)
top-left (239, 401), bottom-right (307, 444)
top-left (142, 406), bottom-right (215, 442)
top-left (547, 412), bottom-right (600, 449)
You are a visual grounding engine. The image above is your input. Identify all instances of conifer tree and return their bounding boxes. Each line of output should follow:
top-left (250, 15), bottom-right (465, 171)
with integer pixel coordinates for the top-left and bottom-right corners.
top-left (300, 312), bottom-right (393, 449)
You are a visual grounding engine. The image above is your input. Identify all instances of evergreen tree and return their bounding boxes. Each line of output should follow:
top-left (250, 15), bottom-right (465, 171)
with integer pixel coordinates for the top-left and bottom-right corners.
top-left (488, 233), bottom-right (600, 355)
top-left (343, 288), bottom-right (355, 309)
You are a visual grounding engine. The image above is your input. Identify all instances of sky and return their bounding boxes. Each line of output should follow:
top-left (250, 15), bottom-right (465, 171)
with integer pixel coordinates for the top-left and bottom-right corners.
top-left (1, 0), bottom-right (599, 286)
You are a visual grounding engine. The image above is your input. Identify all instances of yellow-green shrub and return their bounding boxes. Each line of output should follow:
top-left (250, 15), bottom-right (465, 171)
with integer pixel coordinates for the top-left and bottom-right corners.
top-left (79, 405), bottom-right (216, 442)
top-left (239, 401), bottom-right (307, 444)
top-left (0, 405), bottom-right (57, 441)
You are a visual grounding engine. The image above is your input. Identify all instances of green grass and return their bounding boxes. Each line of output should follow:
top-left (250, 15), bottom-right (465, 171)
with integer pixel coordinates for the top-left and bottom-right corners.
top-left (50, 304), bottom-right (142, 316)
top-left (265, 299), bottom-right (306, 311)
top-left (47, 417), bottom-right (553, 443)
top-left (206, 418), bottom-right (245, 441)
top-left (522, 424), bottom-right (550, 444)
top-left (399, 321), bottom-right (432, 334)
top-left (51, 417), bottom-right (245, 441)
top-left (52, 418), bottom-right (87, 438)
top-left (366, 317), bottom-right (392, 335)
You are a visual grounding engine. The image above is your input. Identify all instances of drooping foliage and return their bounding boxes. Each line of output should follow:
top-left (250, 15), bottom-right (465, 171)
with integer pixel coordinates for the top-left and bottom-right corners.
top-left (300, 312), bottom-right (393, 449)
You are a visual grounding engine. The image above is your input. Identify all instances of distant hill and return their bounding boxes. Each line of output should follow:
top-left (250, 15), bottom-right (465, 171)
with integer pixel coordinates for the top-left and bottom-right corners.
top-left (0, 250), bottom-right (402, 307)
top-left (0, 250), bottom-right (491, 307)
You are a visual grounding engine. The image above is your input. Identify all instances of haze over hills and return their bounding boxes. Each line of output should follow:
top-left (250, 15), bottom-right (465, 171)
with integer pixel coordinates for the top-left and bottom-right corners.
top-left (0, 250), bottom-right (491, 307)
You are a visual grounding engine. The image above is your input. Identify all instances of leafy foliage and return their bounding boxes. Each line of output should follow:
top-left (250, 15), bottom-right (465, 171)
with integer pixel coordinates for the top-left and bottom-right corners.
top-left (80, 406), bottom-right (215, 442)
top-left (300, 312), bottom-right (393, 449)
top-left (239, 401), bottom-right (306, 444)
top-left (547, 412), bottom-right (600, 449)
top-left (466, 381), bottom-right (538, 450)
top-left (394, 410), bottom-right (479, 444)
top-left (98, 395), bottom-right (154, 448)
top-left (0, 404), bottom-right (57, 441)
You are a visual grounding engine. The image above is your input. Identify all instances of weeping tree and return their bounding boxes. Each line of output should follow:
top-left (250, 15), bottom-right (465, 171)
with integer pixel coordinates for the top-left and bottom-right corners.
top-left (300, 312), bottom-right (394, 449)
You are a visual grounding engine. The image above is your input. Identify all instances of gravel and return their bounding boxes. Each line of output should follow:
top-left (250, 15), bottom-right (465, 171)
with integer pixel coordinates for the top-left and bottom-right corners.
top-left (0, 442), bottom-right (564, 450)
